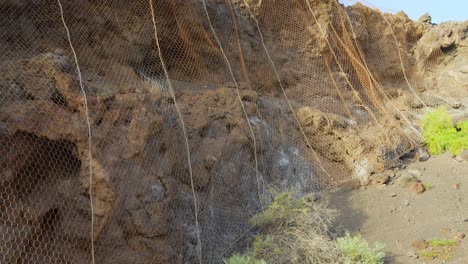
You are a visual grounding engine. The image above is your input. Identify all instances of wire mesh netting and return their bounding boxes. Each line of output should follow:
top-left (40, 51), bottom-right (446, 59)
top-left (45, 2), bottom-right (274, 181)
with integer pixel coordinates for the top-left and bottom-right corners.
top-left (0, 0), bottom-right (432, 263)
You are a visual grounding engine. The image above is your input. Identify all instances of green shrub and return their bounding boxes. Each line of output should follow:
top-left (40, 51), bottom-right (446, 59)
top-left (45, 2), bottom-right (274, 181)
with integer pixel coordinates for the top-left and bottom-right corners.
top-left (250, 191), bottom-right (339, 264)
top-left (223, 254), bottom-right (267, 264)
top-left (226, 190), bottom-right (339, 264)
top-left (249, 191), bottom-right (310, 228)
top-left (421, 107), bottom-right (468, 155)
top-left (252, 235), bottom-right (277, 257)
top-left (336, 233), bottom-right (385, 264)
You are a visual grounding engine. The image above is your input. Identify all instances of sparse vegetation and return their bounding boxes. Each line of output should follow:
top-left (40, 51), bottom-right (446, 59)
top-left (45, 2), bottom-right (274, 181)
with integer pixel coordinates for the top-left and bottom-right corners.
top-left (223, 254), bottom-right (266, 264)
top-left (428, 239), bottom-right (457, 247)
top-left (336, 233), bottom-right (385, 264)
top-left (249, 190), bottom-right (311, 228)
top-left (421, 182), bottom-right (432, 190)
top-left (421, 107), bottom-right (468, 155)
top-left (225, 190), bottom-right (339, 264)
top-left (417, 239), bottom-right (458, 261)
top-left (225, 191), bottom-right (392, 264)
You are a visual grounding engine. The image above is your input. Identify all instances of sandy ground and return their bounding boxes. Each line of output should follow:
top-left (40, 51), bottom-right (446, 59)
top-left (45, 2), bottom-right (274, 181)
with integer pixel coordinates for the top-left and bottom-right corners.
top-left (329, 153), bottom-right (468, 264)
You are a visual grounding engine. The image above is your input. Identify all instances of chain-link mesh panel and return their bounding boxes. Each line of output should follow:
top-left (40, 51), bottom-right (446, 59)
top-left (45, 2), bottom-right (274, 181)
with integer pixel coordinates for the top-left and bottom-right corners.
top-left (1, 0), bottom-right (427, 263)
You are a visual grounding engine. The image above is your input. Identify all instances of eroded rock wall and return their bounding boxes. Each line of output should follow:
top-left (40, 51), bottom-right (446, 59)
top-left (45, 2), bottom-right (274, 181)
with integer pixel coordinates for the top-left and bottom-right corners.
top-left (1, 0), bottom-right (466, 263)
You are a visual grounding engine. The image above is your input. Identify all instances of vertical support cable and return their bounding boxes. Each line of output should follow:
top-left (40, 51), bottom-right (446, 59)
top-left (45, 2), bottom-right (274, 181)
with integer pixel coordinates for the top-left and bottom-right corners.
top-left (380, 14), bottom-right (427, 109)
top-left (56, 1), bottom-right (95, 263)
top-left (201, 0), bottom-right (265, 203)
top-left (148, 1), bottom-right (203, 263)
top-left (239, 0), bottom-right (334, 182)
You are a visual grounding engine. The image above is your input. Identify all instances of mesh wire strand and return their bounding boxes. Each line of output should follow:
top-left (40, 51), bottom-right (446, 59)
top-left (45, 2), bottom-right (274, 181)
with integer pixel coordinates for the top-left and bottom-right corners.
top-left (0, 0), bottom-right (425, 263)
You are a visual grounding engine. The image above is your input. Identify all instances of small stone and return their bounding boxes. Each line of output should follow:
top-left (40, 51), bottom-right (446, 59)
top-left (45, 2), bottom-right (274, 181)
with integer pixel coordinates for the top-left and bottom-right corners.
top-left (369, 172), bottom-right (390, 184)
top-left (404, 200), bottom-right (410, 206)
top-left (417, 147), bottom-right (430, 162)
top-left (451, 102), bottom-right (462, 109)
top-left (396, 173), bottom-right (418, 188)
top-left (353, 159), bottom-right (370, 186)
top-left (412, 239), bottom-right (429, 250)
top-left (390, 193), bottom-right (397, 197)
top-left (408, 169), bottom-right (422, 178)
top-left (409, 182), bottom-right (426, 194)
top-left (453, 183), bottom-right (461, 190)
top-left (409, 251), bottom-right (419, 259)
top-left (454, 233), bottom-right (466, 241)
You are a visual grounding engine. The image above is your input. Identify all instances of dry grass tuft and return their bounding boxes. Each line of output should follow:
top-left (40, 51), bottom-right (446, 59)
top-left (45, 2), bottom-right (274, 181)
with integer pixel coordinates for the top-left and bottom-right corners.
top-left (225, 191), bottom-right (340, 264)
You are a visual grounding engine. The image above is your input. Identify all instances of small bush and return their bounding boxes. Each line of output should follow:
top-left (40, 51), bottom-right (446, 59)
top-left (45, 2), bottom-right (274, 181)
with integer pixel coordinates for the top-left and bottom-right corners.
top-left (418, 239), bottom-right (458, 261)
top-left (223, 254), bottom-right (266, 264)
top-left (226, 190), bottom-right (339, 264)
top-left (421, 107), bottom-right (468, 155)
top-left (336, 233), bottom-right (385, 264)
top-left (250, 191), bottom-right (339, 264)
top-left (249, 191), bottom-right (310, 228)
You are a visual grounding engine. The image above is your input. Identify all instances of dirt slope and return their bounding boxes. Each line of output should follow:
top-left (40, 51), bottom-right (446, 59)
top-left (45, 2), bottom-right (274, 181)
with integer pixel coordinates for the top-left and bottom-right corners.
top-left (330, 153), bottom-right (468, 264)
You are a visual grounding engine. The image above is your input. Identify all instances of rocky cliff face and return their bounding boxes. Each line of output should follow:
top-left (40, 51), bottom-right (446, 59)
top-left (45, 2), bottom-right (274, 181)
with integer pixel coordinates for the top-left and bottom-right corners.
top-left (0, 51), bottom-right (320, 263)
top-left (415, 21), bottom-right (468, 100)
top-left (0, 0), bottom-right (466, 263)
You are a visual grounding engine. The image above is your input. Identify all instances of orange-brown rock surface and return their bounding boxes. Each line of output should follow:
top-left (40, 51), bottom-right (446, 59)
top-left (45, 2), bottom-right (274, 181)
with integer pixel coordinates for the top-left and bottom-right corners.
top-left (1, 0), bottom-right (466, 263)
